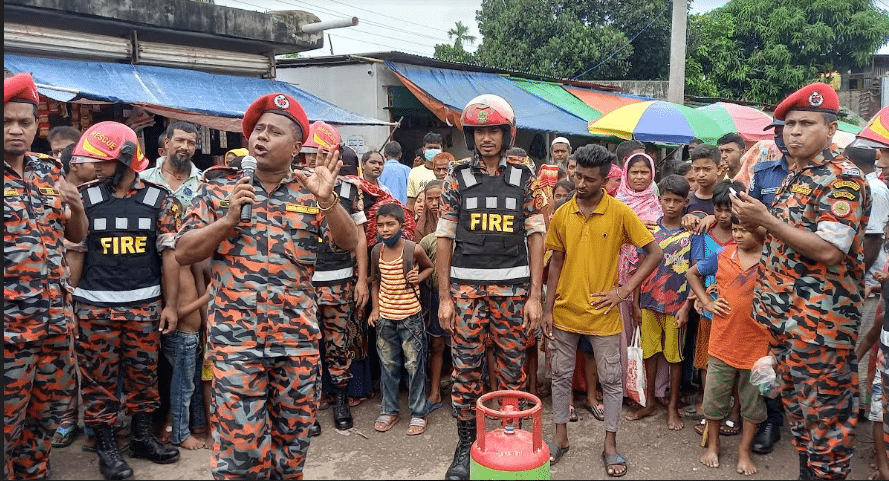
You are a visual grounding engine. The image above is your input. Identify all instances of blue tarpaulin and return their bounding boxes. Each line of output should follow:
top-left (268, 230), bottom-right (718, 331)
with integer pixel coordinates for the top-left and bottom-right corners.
top-left (385, 61), bottom-right (593, 137)
top-left (4, 54), bottom-right (390, 130)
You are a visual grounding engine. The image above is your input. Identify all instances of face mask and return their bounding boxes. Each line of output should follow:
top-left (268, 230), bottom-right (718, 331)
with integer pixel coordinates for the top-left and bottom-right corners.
top-left (774, 133), bottom-right (789, 156)
top-left (380, 229), bottom-right (402, 247)
top-left (424, 149), bottom-right (442, 161)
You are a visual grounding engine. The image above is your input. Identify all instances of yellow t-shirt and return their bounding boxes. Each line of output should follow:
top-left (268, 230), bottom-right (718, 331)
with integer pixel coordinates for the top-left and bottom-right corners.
top-left (407, 165), bottom-right (437, 199)
top-left (545, 193), bottom-right (655, 336)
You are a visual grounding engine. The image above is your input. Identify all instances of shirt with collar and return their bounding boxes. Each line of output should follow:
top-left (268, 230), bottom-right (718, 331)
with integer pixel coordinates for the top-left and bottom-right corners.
top-left (141, 157), bottom-right (203, 208)
top-left (377, 158), bottom-right (411, 204)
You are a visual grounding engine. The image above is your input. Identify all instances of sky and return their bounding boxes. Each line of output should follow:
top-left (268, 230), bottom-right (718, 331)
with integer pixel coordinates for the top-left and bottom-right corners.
top-left (212, 0), bottom-right (888, 57)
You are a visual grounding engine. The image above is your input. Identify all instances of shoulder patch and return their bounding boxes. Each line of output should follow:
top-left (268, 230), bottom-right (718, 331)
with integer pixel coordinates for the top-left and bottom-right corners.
top-left (832, 179), bottom-right (860, 191)
top-left (836, 160), bottom-right (862, 177)
top-left (830, 190), bottom-right (856, 200)
top-left (790, 184), bottom-right (812, 195)
top-left (830, 200), bottom-right (852, 217)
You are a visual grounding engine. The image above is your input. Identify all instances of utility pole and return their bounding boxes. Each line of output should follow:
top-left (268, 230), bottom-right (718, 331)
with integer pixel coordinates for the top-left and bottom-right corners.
top-left (328, 34), bottom-right (334, 55)
top-left (667, 0), bottom-right (688, 104)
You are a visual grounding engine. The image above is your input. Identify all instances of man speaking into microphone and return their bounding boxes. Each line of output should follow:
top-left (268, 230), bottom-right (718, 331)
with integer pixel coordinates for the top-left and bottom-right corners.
top-left (175, 93), bottom-right (359, 480)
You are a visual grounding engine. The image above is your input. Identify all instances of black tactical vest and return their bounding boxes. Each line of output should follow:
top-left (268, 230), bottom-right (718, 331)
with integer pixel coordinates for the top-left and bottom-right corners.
top-left (451, 162), bottom-right (530, 285)
top-left (73, 182), bottom-right (165, 306)
top-left (312, 179), bottom-right (359, 286)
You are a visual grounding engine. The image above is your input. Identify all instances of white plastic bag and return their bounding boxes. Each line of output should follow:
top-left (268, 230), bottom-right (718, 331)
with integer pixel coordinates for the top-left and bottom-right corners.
top-left (625, 326), bottom-right (647, 407)
top-left (750, 355), bottom-right (780, 399)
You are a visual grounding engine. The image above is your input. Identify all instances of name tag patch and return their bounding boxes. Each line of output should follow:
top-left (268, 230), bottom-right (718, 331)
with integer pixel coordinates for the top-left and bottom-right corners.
top-left (287, 204), bottom-right (319, 214)
top-left (790, 184), bottom-right (812, 195)
top-left (39, 187), bottom-right (60, 196)
top-left (4, 188), bottom-right (21, 196)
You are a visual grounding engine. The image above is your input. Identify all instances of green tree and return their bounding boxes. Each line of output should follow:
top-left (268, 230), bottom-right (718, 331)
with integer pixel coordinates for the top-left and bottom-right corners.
top-left (447, 21), bottom-right (477, 50)
top-left (470, 0), bottom-right (633, 80)
top-left (686, 0), bottom-right (889, 103)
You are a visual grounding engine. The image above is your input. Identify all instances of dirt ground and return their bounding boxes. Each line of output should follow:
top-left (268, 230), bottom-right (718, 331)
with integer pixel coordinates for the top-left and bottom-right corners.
top-left (47, 389), bottom-right (879, 480)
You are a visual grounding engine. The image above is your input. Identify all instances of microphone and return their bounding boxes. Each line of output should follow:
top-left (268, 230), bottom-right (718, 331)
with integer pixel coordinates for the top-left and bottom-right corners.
top-left (240, 156), bottom-right (257, 223)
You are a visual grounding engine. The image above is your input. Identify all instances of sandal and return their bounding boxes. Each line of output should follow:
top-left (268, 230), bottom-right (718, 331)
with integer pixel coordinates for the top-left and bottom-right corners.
top-left (568, 405), bottom-right (578, 422)
top-left (720, 419), bottom-right (741, 436)
top-left (602, 451), bottom-right (628, 477)
top-left (52, 423), bottom-right (80, 448)
top-left (694, 418), bottom-right (707, 436)
top-left (373, 414), bottom-right (399, 432)
top-left (406, 417), bottom-right (426, 436)
top-left (348, 397), bottom-right (362, 408)
top-left (546, 441), bottom-right (569, 466)
top-left (586, 403), bottom-right (605, 421)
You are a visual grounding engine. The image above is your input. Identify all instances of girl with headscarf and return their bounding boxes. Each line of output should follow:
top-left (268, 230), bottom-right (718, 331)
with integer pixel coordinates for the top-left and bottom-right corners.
top-left (614, 152), bottom-right (672, 406)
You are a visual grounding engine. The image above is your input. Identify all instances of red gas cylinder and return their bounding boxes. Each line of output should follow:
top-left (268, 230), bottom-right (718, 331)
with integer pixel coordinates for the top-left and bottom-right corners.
top-left (470, 390), bottom-right (550, 480)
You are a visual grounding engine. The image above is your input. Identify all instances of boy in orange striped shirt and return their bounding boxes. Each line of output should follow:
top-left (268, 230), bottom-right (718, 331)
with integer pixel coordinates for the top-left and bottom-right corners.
top-left (369, 203), bottom-right (435, 436)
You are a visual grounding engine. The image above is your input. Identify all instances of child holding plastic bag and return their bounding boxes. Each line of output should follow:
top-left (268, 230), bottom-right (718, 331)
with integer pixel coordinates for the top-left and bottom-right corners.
top-left (686, 217), bottom-right (770, 475)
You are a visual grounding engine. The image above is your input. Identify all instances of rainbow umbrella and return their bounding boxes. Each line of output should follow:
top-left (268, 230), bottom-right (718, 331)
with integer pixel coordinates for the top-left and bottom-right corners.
top-left (695, 102), bottom-right (773, 142)
top-left (588, 100), bottom-right (727, 144)
top-left (856, 107), bottom-right (889, 145)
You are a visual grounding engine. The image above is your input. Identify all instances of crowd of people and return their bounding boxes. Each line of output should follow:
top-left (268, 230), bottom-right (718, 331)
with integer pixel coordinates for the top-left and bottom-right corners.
top-left (4, 69), bottom-right (888, 481)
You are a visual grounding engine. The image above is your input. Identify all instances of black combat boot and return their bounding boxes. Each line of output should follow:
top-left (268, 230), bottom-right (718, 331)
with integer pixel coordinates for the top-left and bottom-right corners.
top-left (94, 424), bottom-right (134, 480)
top-left (333, 388), bottom-right (354, 431)
top-left (309, 419), bottom-right (322, 437)
top-left (445, 419), bottom-right (477, 480)
top-left (129, 412), bottom-right (180, 464)
top-left (798, 452), bottom-right (813, 480)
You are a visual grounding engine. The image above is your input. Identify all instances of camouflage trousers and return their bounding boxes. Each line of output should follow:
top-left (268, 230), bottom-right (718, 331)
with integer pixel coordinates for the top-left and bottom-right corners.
top-left (451, 296), bottom-right (527, 421)
top-left (76, 301), bottom-right (162, 426)
top-left (773, 338), bottom-right (859, 480)
top-left (211, 352), bottom-right (320, 480)
top-left (3, 332), bottom-right (74, 480)
top-left (319, 302), bottom-right (354, 388)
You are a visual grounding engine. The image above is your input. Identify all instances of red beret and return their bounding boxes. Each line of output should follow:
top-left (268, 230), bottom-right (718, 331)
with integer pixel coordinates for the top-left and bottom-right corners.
top-left (4, 73), bottom-right (39, 105)
top-left (242, 93), bottom-right (309, 144)
top-left (773, 82), bottom-right (839, 121)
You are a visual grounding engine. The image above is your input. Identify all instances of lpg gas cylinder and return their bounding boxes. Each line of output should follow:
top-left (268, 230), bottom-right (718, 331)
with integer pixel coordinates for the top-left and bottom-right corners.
top-left (470, 390), bottom-right (550, 480)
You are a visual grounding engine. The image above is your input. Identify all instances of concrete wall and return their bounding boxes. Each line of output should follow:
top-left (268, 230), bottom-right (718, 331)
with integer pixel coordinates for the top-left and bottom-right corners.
top-left (590, 80), bottom-right (669, 99)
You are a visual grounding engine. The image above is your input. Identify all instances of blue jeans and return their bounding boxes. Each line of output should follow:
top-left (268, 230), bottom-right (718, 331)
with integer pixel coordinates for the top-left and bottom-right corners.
top-left (161, 330), bottom-right (207, 445)
top-left (376, 312), bottom-right (428, 418)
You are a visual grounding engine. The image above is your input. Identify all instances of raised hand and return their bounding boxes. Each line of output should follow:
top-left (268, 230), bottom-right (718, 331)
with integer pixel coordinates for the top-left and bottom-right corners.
top-left (294, 147), bottom-right (342, 203)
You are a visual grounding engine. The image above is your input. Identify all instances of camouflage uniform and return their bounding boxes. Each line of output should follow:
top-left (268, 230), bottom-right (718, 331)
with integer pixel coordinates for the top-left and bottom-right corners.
top-left (74, 177), bottom-right (181, 427)
top-left (178, 166), bottom-right (335, 480)
top-left (313, 178), bottom-right (365, 389)
top-left (752, 151), bottom-right (870, 480)
top-left (436, 156), bottom-right (546, 421)
top-left (4, 154), bottom-right (77, 479)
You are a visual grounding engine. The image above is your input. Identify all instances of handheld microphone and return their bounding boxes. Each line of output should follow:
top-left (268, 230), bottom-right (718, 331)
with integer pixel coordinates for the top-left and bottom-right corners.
top-left (240, 156), bottom-right (257, 223)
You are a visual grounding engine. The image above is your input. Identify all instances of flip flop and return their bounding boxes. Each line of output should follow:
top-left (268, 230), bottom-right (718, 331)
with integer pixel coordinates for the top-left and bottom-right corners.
top-left (373, 414), bottom-right (399, 433)
top-left (406, 417), bottom-right (426, 436)
top-left (427, 401), bottom-right (443, 414)
top-left (52, 424), bottom-right (80, 448)
top-left (546, 441), bottom-right (569, 466)
top-left (694, 418), bottom-right (707, 436)
top-left (720, 419), bottom-right (741, 436)
top-left (568, 405), bottom-right (578, 422)
top-left (586, 403), bottom-right (605, 421)
top-left (602, 451), bottom-right (628, 477)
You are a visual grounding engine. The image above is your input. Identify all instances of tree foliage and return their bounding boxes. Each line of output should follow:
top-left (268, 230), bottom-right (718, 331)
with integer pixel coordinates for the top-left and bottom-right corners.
top-left (447, 21), bottom-right (477, 50)
top-left (686, 0), bottom-right (889, 103)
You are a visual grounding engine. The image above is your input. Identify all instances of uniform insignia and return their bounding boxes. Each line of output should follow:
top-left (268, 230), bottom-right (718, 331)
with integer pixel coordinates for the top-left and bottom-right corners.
top-left (477, 110), bottom-right (489, 124)
top-left (274, 94), bottom-right (290, 109)
top-left (219, 199), bottom-right (230, 208)
top-left (841, 168), bottom-right (861, 177)
top-left (39, 187), bottom-right (60, 196)
top-left (831, 191), bottom-right (855, 200)
top-left (287, 203), bottom-right (320, 214)
top-left (171, 202), bottom-right (182, 230)
top-left (790, 184), bottom-right (812, 195)
top-left (832, 180), bottom-right (860, 191)
top-left (4, 188), bottom-right (21, 196)
top-left (809, 91), bottom-right (823, 107)
top-left (830, 200), bottom-right (851, 217)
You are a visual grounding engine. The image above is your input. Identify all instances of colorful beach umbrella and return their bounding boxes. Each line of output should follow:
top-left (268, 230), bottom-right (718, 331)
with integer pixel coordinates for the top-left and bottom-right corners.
top-left (695, 102), bottom-right (773, 142)
top-left (588, 100), bottom-right (727, 145)
top-left (856, 107), bottom-right (889, 146)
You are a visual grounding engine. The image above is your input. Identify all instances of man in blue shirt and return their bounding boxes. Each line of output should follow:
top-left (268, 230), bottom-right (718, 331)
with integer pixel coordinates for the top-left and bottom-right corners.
top-left (378, 141), bottom-right (411, 203)
top-left (748, 119), bottom-right (790, 207)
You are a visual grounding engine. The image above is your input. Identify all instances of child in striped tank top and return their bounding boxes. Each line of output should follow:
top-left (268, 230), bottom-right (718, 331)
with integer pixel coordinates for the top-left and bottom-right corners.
top-left (369, 204), bottom-right (434, 436)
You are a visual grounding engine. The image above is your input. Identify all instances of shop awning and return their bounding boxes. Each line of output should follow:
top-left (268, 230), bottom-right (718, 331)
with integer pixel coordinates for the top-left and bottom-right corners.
top-left (564, 86), bottom-right (647, 116)
top-left (4, 54), bottom-right (391, 132)
top-left (385, 61), bottom-right (593, 137)
top-left (507, 78), bottom-right (604, 122)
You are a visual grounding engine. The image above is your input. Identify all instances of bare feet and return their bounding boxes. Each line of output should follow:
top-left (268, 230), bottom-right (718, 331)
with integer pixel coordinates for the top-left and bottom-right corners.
top-left (176, 435), bottom-right (206, 450)
top-left (736, 454), bottom-right (758, 475)
top-left (625, 404), bottom-right (657, 421)
top-left (667, 409), bottom-right (684, 430)
top-left (157, 424), bottom-right (172, 444)
top-left (700, 449), bottom-right (719, 468)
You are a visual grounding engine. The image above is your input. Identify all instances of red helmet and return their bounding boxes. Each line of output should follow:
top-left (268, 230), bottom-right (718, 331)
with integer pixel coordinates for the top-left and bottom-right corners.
top-left (300, 121), bottom-right (341, 154)
top-left (71, 121), bottom-right (148, 172)
top-left (460, 94), bottom-right (516, 152)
